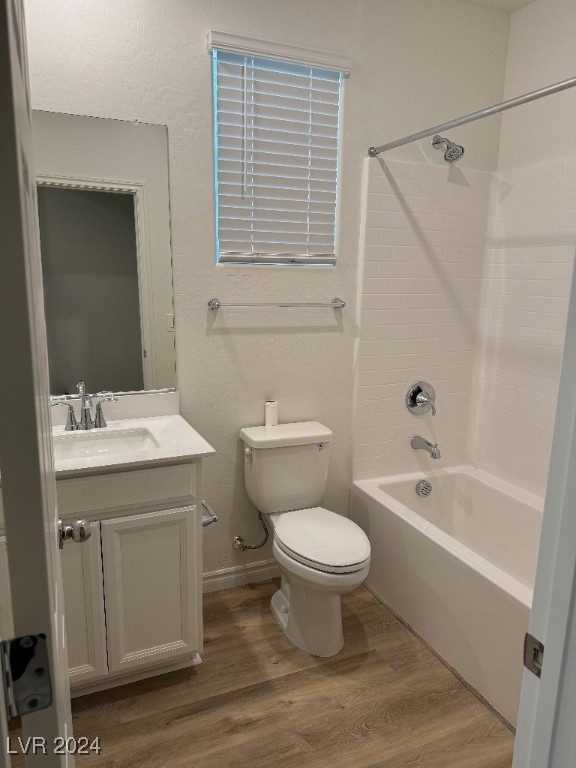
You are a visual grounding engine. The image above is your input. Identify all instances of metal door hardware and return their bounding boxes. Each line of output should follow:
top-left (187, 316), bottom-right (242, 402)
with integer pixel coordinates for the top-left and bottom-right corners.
top-left (58, 519), bottom-right (91, 549)
top-left (524, 632), bottom-right (545, 678)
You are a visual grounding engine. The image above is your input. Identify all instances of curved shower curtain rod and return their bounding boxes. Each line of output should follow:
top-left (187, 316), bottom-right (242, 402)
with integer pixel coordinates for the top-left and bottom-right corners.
top-left (368, 75), bottom-right (576, 157)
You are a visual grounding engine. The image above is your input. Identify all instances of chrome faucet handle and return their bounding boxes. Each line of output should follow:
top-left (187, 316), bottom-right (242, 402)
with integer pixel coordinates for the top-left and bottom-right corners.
top-left (76, 380), bottom-right (86, 397)
top-left (51, 399), bottom-right (78, 431)
top-left (94, 392), bottom-right (118, 429)
top-left (416, 391), bottom-right (436, 416)
top-left (406, 382), bottom-right (436, 416)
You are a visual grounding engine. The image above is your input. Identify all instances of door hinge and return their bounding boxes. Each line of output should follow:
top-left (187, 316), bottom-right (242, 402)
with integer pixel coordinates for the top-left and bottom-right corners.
top-left (0, 634), bottom-right (53, 720)
top-left (524, 632), bottom-right (545, 678)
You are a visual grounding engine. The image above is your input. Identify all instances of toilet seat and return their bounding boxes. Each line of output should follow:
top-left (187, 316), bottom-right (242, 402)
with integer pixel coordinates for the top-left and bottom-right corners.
top-left (273, 507), bottom-right (371, 575)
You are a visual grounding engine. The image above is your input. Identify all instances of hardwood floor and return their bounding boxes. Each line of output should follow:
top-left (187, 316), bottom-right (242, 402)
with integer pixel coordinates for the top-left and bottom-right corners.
top-left (16, 580), bottom-right (516, 767)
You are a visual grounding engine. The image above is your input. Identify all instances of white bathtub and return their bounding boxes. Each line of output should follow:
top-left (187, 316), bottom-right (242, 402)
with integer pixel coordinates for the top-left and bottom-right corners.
top-left (351, 466), bottom-right (542, 725)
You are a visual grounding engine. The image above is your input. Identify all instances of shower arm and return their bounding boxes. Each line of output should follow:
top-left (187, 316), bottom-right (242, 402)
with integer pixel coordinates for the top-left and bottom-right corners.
top-left (368, 75), bottom-right (576, 157)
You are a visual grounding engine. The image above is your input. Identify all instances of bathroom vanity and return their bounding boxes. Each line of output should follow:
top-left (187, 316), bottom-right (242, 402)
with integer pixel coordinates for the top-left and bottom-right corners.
top-left (0, 405), bottom-right (215, 695)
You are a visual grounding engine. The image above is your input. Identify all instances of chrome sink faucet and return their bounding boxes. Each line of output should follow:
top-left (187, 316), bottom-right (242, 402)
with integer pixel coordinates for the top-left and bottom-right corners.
top-left (411, 435), bottom-right (441, 459)
top-left (94, 392), bottom-right (118, 428)
top-left (77, 380), bottom-right (94, 431)
top-left (51, 399), bottom-right (79, 431)
top-left (75, 381), bottom-right (119, 430)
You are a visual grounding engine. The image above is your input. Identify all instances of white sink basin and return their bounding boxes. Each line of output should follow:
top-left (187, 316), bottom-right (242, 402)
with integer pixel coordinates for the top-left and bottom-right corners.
top-left (53, 428), bottom-right (160, 462)
top-left (50, 415), bottom-right (215, 476)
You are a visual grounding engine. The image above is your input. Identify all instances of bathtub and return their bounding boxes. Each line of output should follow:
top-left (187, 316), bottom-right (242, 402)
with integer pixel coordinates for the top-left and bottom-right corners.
top-left (351, 466), bottom-right (542, 726)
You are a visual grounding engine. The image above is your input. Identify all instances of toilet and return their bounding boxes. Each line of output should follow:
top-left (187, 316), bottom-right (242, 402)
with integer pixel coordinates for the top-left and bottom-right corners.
top-left (239, 421), bottom-right (371, 657)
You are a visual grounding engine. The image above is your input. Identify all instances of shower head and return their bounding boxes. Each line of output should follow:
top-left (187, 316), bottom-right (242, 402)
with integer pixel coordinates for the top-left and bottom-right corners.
top-left (432, 135), bottom-right (465, 163)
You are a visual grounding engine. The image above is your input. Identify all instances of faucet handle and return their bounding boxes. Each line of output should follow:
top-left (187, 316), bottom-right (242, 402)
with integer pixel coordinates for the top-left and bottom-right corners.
top-left (94, 392), bottom-right (118, 429)
top-left (76, 380), bottom-right (86, 397)
top-left (51, 399), bottom-right (79, 431)
top-left (406, 381), bottom-right (436, 416)
top-left (96, 391), bottom-right (117, 400)
top-left (416, 391), bottom-right (436, 416)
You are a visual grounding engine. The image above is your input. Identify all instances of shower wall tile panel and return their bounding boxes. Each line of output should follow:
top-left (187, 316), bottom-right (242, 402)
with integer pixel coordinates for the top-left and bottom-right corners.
top-left (473, 159), bottom-right (576, 497)
top-left (354, 159), bottom-right (491, 479)
top-left (355, 157), bottom-right (576, 496)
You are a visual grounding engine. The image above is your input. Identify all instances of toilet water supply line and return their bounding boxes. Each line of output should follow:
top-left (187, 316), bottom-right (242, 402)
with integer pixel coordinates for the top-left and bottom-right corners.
top-left (233, 512), bottom-right (269, 551)
top-left (233, 399), bottom-right (275, 551)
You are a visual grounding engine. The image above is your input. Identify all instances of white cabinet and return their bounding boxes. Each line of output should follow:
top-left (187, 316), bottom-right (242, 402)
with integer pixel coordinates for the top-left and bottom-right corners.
top-left (101, 507), bottom-right (198, 674)
top-left (61, 521), bottom-right (108, 684)
top-left (0, 456), bottom-right (206, 693)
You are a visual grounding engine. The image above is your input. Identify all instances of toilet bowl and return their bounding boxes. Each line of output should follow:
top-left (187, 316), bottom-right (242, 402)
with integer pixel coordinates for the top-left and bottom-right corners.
top-left (268, 506), bottom-right (370, 656)
top-left (239, 419), bottom-right (371, 657)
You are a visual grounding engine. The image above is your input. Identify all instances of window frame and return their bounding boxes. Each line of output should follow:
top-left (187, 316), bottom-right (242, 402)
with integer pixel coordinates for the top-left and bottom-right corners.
top-left (209, 34), bottom-right (350, 267)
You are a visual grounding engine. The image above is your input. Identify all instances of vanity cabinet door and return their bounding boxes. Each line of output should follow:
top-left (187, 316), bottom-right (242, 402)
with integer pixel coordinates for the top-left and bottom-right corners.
top-left (61, 521), bottom-right (108, 685)
top-left (101, 506), bottom-right (198, 674)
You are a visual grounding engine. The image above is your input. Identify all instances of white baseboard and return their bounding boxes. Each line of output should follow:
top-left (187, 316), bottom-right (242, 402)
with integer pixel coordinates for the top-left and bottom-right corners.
top-left (203, 559), bottom-right (279, 593)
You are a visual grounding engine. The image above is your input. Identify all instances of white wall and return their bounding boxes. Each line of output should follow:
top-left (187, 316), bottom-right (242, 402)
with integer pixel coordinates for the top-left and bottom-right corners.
top-left (498, 0), bottom-right (576, 170)
top-left (24, 0), bottom-right (510, 577)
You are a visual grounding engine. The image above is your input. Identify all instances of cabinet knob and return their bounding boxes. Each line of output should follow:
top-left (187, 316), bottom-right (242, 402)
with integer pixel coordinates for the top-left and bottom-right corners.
top-left (58, 520), bottom-right (91, 549)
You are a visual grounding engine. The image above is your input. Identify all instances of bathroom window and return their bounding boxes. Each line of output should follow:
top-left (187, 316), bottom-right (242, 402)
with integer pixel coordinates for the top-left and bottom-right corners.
top-left (211, 44), bottom-right (346, 265)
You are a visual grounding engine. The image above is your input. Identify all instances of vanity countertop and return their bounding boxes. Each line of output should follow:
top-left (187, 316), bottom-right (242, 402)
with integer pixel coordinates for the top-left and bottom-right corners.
top-left (52, 414), bottom-right (215, 478)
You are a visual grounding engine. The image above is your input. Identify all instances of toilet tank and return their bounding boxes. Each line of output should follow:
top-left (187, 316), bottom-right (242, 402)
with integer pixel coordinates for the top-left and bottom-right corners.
top-left (240, 422), bottom-right (333, 515)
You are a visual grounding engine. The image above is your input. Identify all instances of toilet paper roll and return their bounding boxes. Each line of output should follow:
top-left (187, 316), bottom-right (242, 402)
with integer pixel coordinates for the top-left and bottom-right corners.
top-left (265, 400), bottom-right (278, 427)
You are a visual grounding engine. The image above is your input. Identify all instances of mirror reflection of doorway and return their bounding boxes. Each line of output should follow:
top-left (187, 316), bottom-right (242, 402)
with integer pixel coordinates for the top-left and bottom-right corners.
top-left (37, 185), bottom-right (145, 395)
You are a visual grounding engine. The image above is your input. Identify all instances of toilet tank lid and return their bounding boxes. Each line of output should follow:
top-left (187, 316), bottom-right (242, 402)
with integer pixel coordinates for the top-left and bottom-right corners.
top-left (240, 421), bottom-right (333, 448)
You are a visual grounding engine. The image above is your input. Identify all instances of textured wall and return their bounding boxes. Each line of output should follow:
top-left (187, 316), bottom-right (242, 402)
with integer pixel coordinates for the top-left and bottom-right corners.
top-left (498, 0), bottom-right (576, 170)
top-left (24, 0), bottom-right (510, 579)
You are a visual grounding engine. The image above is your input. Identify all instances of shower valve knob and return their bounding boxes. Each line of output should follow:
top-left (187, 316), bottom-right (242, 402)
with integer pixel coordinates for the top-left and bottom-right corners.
top-left (406, 382), bottom-right (436, 416)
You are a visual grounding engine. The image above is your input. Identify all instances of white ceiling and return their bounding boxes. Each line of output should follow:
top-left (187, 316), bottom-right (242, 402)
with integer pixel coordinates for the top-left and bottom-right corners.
top-left (460, 0), bottom-right (535, 12)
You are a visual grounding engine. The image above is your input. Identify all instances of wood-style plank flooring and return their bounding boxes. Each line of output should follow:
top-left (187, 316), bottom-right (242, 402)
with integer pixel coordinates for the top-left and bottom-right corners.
top-left (17, 580), bottom-right (516, 767)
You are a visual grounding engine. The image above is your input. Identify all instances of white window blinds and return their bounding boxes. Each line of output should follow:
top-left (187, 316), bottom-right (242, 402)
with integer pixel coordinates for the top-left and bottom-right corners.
top-left (212, 49), bottom-right (344, 264)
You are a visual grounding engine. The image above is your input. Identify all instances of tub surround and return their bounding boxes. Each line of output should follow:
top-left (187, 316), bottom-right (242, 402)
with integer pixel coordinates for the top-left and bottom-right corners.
top-left (475, 158), bottom-right (576, 496)
top-left (356, 158), bottom-right (491, 479)
top-left (357, 155), bottom-right (575, 496)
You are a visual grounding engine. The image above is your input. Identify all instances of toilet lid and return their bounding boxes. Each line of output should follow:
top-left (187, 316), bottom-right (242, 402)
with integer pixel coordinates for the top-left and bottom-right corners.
top-left (274, 507), bottom-right (371, 573)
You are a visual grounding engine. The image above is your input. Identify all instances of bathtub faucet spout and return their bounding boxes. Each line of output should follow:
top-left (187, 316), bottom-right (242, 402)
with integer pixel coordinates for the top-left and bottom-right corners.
top-left (411, 435), bottom-right (441, 459)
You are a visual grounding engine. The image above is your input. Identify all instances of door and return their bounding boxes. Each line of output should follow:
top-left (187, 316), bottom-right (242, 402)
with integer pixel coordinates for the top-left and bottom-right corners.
top-left (101, 507), bottom-right (198, 674)
top-left (513, 260), bottom-right (576, 767)
top-left (0, 540), bottom-right (14, 641)
top-left (61, 523), bottom-right (108, 685)
top-left (0, 0), bottom-right (73, 765)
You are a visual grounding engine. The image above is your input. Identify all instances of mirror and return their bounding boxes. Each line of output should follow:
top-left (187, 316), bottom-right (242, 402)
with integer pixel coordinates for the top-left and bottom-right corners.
top-left (32, 111), bottom-right (176, 395)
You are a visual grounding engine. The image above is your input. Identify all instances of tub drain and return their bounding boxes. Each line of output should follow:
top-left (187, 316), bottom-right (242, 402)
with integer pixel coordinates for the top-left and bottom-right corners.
top-left (415, 480), bottom-right (432, 497)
